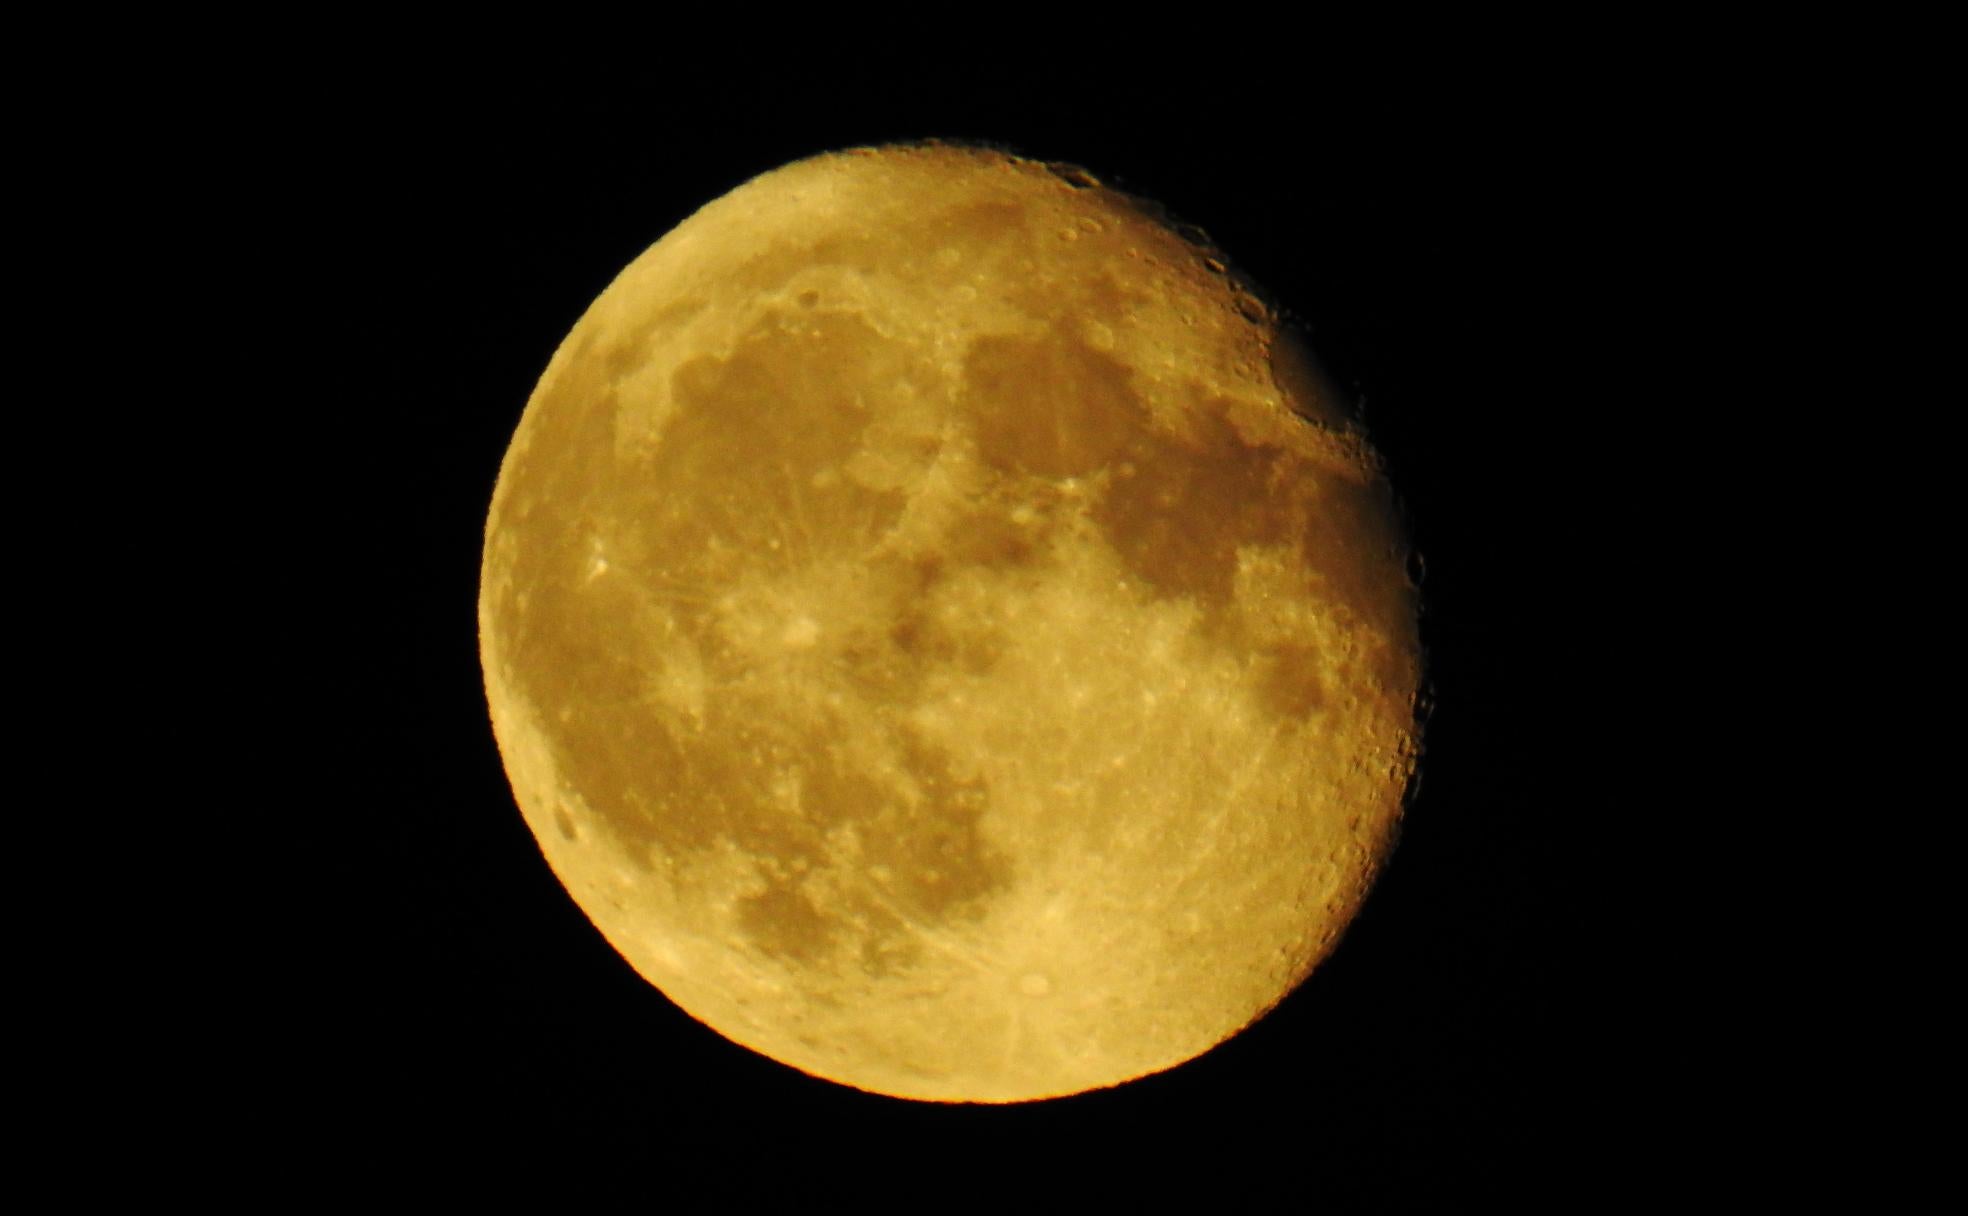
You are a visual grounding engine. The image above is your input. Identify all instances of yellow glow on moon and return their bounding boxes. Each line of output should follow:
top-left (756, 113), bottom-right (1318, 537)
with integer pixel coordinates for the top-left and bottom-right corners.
top-left (478, 144), bottom-right (1421, 1103)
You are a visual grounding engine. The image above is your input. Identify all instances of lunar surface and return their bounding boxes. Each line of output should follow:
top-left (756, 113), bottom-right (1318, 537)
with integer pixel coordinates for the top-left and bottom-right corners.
top-left (479, 144), bottom-right (1421, 1103)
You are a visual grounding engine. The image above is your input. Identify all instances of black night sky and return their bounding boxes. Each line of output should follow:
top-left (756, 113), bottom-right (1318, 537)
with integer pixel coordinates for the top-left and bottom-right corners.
top-left (318, 73), bottom-right (1652, 1204)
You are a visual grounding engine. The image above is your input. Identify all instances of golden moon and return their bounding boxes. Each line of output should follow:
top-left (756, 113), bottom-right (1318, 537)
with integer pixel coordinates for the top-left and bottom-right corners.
top-left (478, 144), bottom-right (1420, 1103)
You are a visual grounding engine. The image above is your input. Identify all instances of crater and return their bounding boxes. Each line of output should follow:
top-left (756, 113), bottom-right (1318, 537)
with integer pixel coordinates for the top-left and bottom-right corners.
top-left (1045, 163), bottom-right (1099, 189)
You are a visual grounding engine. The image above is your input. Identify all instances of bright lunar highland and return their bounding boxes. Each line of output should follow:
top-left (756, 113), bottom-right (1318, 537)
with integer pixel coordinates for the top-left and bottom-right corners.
top-left (479, 144), bottom-right (1422, 1103)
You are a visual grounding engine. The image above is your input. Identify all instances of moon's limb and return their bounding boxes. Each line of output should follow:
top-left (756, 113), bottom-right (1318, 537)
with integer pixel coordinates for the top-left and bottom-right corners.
top-left (479, 144), bottom-right (1420, 1103)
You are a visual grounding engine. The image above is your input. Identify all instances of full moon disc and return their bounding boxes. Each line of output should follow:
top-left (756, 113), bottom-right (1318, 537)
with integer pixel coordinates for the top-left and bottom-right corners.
top-left (479, 144), bottom-right (1421, 1103)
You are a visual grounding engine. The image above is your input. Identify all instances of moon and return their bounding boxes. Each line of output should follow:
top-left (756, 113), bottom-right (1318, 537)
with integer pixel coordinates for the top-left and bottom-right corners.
top-left (478, 143), bottom-right (1421, 1103)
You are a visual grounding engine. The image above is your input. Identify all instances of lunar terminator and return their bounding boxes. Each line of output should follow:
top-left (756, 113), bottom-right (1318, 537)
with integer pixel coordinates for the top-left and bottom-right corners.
top-left (479, 144), bottom-right (1421, 1102)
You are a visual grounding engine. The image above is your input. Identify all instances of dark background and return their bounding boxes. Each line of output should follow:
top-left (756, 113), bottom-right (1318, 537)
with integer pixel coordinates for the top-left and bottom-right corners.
top-left (322, 78), bottom-right (1648, 1203)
